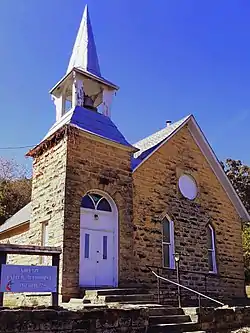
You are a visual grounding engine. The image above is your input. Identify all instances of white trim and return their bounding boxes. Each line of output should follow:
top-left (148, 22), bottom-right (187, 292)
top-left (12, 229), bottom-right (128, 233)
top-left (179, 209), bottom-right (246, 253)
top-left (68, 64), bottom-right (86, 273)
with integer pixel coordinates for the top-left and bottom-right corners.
top-left (49, 67), bottom-right (118, 95)
top-left (188, 116), bottom-right (250, 221)
top-left (43, 107), bottom-right (74, 140)
top-left (133, 114), bottom-right (250, 221)
top-left (162, 217), bottom-right (175, 269)
top-left (81, 226), bottom-right (114, 233)
top-left (208, 224), bottom-right (217, 274)
top-left (79, 189), bottom-right (118, 287)
top-left (178, 174), bottom-right (198, 200)
top-left (41, 222), bottom-right (49, 265)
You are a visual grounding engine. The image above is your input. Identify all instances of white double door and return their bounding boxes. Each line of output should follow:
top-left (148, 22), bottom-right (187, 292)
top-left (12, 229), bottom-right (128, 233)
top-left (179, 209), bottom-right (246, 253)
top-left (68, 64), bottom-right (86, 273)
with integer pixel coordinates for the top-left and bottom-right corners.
top-left (79, 210), bottom-right (116, 287)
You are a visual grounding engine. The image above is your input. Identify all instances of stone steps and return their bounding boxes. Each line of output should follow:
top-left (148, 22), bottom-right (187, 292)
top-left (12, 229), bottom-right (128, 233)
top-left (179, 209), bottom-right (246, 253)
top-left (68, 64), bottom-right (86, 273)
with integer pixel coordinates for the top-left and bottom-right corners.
top-left (148, 322), bottom-right (201, 333)
top-left (84, 288), bottom-right (147, 296)
top-left (149, 314), bottom-right (191, 325)
top-left (66, 288), bottom-right (203, 332)
top-left (148, 306), bottom-right (185, 316)
top-left (104, 293), bottom-right (154, 303)
top-left (83, 288), bottom-right (155, 304)
top-left (147, 306), bottom-right (201, 333)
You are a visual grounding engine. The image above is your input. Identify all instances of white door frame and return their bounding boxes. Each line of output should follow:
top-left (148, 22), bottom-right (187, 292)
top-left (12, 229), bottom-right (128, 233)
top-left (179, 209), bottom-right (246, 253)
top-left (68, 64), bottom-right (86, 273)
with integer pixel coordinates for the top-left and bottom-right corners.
top-left (79, 190), bottom-right (118, 287)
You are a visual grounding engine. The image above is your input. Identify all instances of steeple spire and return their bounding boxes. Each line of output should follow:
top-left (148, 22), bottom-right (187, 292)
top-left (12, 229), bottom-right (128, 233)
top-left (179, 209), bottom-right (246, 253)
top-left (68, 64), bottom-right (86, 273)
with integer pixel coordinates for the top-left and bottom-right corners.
top-left (66, 4), bottom-right (101, 77)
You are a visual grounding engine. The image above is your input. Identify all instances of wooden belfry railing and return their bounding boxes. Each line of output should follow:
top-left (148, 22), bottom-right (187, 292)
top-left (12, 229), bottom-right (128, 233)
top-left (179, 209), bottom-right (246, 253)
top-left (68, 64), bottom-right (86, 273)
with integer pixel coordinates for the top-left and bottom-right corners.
top-left (0, 244), bottom-right (61, 306)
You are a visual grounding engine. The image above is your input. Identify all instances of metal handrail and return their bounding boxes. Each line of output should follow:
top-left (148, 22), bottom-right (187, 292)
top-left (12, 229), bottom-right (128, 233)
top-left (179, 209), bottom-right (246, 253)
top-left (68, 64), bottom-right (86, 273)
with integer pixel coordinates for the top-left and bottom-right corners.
top-left (149, 268), bottom-right (225, 308)
top-left (148, 264), bottom-right (245, 281)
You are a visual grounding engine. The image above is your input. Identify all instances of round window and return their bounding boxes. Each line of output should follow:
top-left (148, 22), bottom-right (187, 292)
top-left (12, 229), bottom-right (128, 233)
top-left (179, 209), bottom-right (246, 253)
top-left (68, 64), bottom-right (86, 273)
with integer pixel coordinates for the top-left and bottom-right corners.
top-left (178, 174), bottom-right (198, 200)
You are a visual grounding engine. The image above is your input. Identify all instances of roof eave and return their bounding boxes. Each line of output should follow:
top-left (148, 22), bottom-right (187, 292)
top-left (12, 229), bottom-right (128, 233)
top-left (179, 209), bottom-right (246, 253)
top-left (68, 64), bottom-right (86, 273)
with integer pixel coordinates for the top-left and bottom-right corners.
top-left (70, 123), bottom-right (138, 153)
top-left (0, 220), bottom-right (30, 236)
top-left (188, 116), bottom-right (250, 222)
top-left (49, 68), bottom-right (119, 95)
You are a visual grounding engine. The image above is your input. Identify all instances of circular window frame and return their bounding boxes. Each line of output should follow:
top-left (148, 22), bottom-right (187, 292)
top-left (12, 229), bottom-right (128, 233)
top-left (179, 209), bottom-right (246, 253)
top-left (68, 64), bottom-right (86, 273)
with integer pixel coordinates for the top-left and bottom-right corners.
top-left (178, 174), bottom-right (198, 200)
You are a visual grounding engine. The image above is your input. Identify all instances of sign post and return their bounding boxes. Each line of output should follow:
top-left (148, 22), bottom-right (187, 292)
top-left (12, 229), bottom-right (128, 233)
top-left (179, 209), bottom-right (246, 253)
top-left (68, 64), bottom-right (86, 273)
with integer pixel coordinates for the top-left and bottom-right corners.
top-left (0, 252), bottom-right (7, 306)
top-left (52, 254), bottom-right (60, 306)
top-left (0, 244), bottom-right (61, 307)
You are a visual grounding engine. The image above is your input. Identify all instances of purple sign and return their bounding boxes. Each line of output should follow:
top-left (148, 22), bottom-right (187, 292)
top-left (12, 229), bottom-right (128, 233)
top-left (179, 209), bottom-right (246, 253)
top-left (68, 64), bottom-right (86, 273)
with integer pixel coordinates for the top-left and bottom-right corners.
top-left (0, 265), bottom-right (57, 293)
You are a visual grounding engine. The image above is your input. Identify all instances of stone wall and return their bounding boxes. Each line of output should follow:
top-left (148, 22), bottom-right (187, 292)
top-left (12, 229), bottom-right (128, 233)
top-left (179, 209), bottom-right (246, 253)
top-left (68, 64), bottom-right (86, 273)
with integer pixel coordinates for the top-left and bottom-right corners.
top-left (133, 123), bottom-right (245, 301)
top-left (0, 136), bottom-right (68, 307)
top-left (0, 307), bottom-right (148, 333)
top-left (1, 306), bottom-right (250, 333)
top-left (0, 125), bottom-right (135, 304)
top-left (28, 136), bottom-right (67, 301)
top-left (199, 307), bottom-right (250, 332)
top-left (62, 128), bottom-right (134, 299)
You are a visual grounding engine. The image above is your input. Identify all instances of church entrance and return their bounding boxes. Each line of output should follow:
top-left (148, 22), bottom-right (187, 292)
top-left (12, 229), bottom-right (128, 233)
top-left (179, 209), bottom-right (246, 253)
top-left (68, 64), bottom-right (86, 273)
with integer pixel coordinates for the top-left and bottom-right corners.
top-left (79, 192), bottom-right (118, 287)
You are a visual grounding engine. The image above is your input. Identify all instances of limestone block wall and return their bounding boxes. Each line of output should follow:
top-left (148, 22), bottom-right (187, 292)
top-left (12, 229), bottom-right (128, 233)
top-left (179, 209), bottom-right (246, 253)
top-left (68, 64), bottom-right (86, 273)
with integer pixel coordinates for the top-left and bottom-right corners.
top-left (0, 226), bottom-right (52, 307)
top-left (62, 128), bottom-right (134, 299)
top-left (133, 124), bottom-right (245, 300)
top-left (1, 306), bottom-right (250, 332)
top-left (0, 307), bottom-right (149, 333)
top-left (0, 224), bottom-right (31, 264)
top-left (0, 136), bottom-right (68, 306)
top-left (29, 137), bottom-right (68, 299)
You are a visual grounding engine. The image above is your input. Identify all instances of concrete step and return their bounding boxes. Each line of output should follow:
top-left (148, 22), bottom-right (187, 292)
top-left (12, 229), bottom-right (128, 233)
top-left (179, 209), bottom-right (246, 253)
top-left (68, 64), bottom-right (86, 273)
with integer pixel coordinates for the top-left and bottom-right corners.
top-left (149, 315), bottom-right (191, 325)
top-left (148, 322), bottom-right (200, 333)
top-left (102, 293), bottom-right (154, 303)
top-left (84, 288), bottom-right (147, 297)
top-left (148, 307), bottom-right (184, 316)
top-left (119, 301), bottom-right (158, 305)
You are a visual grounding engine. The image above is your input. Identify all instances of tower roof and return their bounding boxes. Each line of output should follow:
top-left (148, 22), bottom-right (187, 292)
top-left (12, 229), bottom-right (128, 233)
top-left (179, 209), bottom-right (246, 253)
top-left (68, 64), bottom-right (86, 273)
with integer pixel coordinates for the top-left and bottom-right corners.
top-left (50, 4), bottom-right (118, 94)
top-left (67, 4), bottom-right (101, 77)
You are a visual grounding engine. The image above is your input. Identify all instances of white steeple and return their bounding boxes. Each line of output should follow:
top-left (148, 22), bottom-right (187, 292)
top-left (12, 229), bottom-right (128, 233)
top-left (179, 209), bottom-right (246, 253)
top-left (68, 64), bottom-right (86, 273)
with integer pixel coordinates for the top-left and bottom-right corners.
top-left (50, 4), bottom-right (118, 123)
top-left (67, 5), bottom-right (101, 77)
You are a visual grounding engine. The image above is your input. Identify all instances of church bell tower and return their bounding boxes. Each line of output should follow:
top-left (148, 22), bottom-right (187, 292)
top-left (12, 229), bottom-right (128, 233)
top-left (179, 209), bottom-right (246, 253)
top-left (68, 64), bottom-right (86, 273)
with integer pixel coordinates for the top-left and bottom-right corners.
top-left (50, 5), bottom-right (118, 123)
top-left (27, 4), bottom-right (135, 301)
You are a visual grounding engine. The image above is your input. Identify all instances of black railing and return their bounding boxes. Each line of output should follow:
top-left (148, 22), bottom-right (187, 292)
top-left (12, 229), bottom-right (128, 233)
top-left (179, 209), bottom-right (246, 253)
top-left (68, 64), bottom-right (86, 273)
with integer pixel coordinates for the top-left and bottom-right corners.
top-left (146, 264), bottom-right (244, 308)
top-left (148, 267), bottom-right (225, 309)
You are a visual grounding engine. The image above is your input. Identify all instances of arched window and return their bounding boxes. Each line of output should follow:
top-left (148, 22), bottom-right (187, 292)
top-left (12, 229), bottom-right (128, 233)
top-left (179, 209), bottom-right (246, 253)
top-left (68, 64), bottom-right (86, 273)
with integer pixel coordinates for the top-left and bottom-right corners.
top-left (81, 193), bottom-right (112, 212)
top-left (207, 224), bottom-right (217, 274)
top-left (162, 217), bottom-right (175, 269)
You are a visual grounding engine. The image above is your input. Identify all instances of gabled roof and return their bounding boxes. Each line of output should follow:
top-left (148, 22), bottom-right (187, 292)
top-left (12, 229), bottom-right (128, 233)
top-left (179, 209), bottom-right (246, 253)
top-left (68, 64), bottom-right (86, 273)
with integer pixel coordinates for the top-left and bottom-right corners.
top-left (0, 203), bottom-right (31, 234)
top-left (134, 116), bottom-right (190, 159)
top-left (132, 115), bottom-right (190, 167)
top-left (43, 106), bottom-right (134, 149)
top-left (132, 115), bottom-right (250, 221)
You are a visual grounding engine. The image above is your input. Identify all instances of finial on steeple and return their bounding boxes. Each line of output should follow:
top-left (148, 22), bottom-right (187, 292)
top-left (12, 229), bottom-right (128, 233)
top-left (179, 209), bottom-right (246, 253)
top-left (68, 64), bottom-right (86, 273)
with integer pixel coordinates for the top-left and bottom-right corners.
top-left (66, 4), bottom-right (101, 77)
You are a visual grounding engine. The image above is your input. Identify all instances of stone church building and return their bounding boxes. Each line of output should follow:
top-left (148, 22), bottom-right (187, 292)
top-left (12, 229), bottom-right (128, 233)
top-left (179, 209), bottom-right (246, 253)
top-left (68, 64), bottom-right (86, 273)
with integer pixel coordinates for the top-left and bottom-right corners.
top-left (0, 5), bottom-right (249, 305)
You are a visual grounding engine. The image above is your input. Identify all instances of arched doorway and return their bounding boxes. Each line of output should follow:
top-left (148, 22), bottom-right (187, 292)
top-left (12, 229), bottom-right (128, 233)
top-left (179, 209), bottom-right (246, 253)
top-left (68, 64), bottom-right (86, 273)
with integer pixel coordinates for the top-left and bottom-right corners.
top-left (79, 191), bottom-right (118, 287)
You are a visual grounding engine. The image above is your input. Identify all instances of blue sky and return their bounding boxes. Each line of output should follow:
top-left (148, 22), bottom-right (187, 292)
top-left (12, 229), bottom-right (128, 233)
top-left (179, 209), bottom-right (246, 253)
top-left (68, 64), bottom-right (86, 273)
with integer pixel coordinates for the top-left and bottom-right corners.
top-left (0, 0), bottom-right (250, 169)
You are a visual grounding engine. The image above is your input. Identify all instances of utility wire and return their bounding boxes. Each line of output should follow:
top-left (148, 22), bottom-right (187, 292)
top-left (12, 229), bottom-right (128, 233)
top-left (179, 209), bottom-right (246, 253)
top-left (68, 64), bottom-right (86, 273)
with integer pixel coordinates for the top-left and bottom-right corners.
top-left (0, 145), bottom-right (34, 150)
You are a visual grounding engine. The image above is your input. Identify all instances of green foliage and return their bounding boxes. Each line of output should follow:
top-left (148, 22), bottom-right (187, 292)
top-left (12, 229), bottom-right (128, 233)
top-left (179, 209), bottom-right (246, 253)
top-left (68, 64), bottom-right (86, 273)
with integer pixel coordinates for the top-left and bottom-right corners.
top-left (243, 224), bottom-right (250, 283)
top-left (0, 157), bottom-right (31, 225)
top-left (222, 159), bottom-right (250, 282)
top-left (221, 159), bottom-right (250, 213)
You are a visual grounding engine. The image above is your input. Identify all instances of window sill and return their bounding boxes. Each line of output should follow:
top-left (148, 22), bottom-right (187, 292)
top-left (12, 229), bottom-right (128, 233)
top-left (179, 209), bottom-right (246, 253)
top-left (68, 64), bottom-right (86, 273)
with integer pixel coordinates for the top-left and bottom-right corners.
top-left (162, 266), bottom-right (175, 270)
